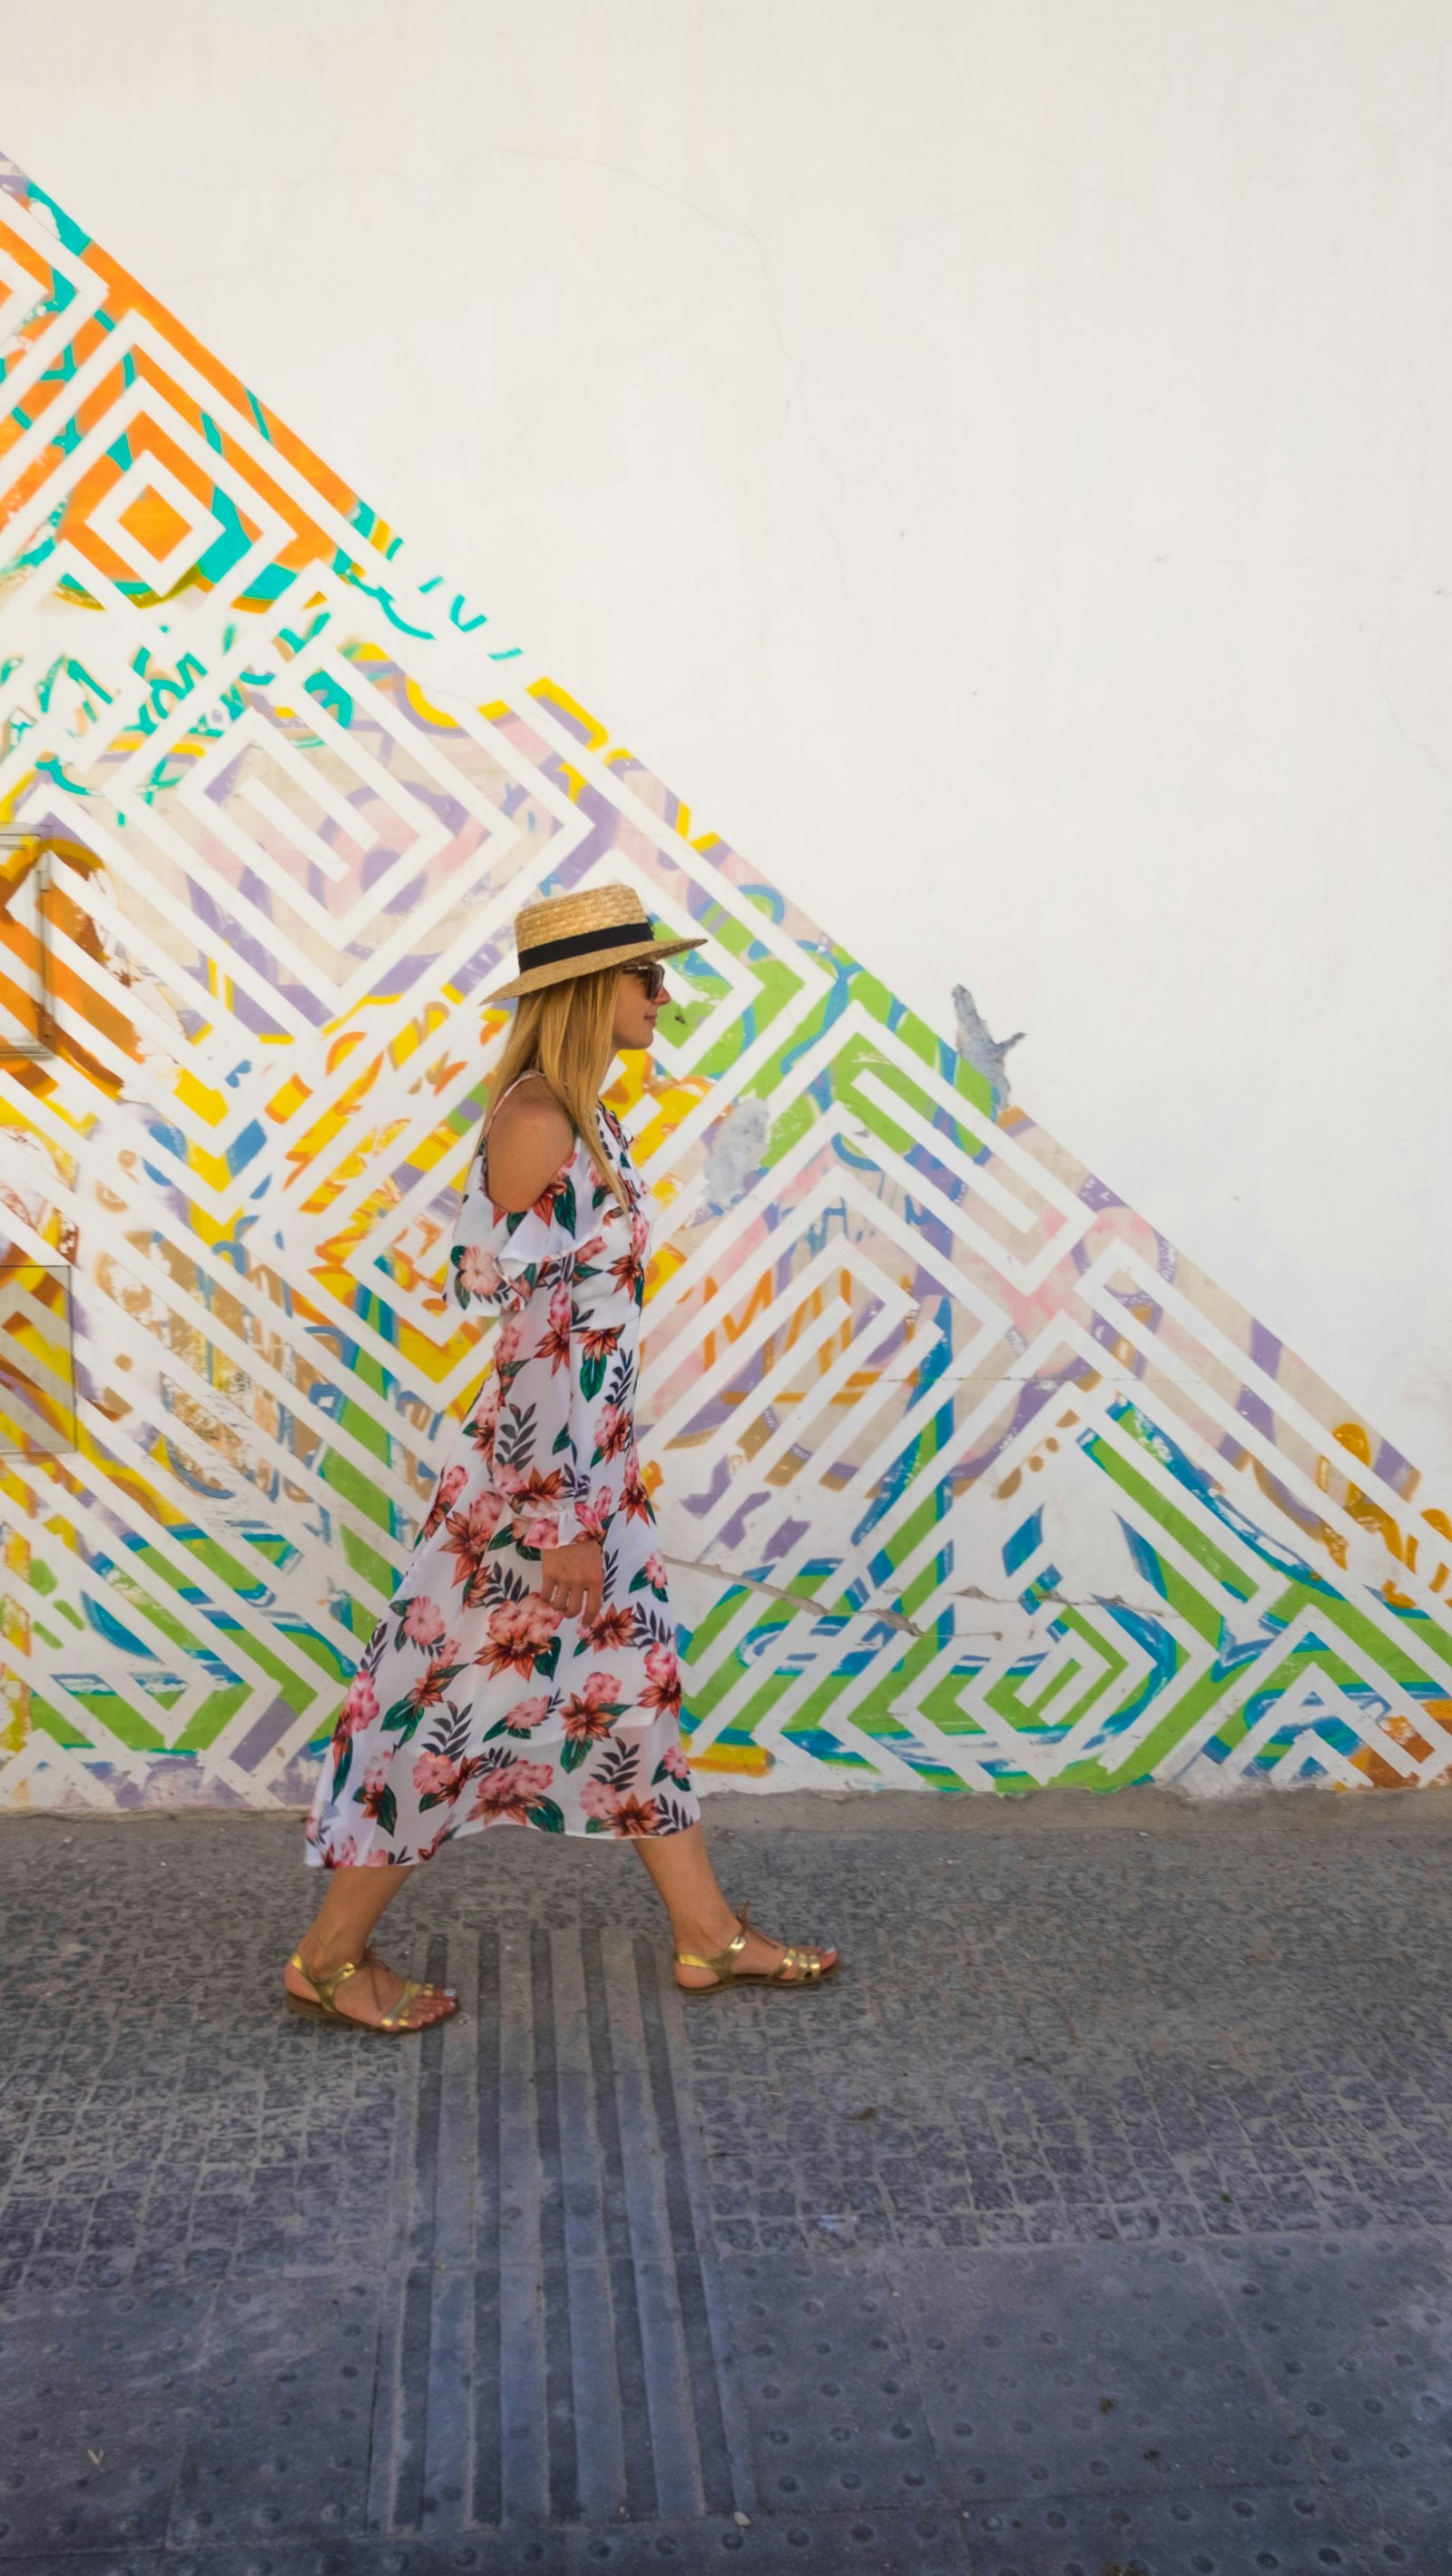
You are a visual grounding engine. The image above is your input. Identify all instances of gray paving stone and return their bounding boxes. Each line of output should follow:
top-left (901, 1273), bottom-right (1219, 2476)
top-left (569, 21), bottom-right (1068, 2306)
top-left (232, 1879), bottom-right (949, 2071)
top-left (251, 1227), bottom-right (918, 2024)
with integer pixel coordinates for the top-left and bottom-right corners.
top-left (721, 2260), bottom-right (939, 2513)
top-left (0, 2285), bottom-right (209, 2556)
top-left (1201, 2236), bottom-right (1452, 2497)
top-left (897, 2241), bottom-right (1308, 2503)
top-left (957, 2478), bottom-right (1363, 2572)
top-left (169, 2280), bottom-right (382, 2547)
top-left (5, 1805), bottom-right (1452, 2573)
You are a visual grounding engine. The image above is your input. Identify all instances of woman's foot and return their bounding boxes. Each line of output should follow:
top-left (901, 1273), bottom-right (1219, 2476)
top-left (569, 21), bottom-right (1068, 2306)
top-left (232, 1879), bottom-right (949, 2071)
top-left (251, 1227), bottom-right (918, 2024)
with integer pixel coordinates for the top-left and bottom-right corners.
top-left (672, 1908), bottom-right (838, 1992)
top-left (284, 1943), bottom-right (457, 2030)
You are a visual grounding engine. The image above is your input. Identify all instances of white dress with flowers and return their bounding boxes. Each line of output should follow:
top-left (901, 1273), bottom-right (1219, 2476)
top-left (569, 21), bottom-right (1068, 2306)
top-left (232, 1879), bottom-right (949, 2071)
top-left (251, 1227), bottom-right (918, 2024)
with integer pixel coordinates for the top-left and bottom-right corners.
top-left (305, 1089), bottom-right (700, 1866)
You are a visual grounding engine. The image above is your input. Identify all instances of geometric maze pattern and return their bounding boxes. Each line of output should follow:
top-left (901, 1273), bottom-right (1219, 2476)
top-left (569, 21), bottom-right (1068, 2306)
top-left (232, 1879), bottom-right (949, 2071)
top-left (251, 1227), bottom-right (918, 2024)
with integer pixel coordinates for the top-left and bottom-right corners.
top-left (1, 149), bottom-right (1450, 1810)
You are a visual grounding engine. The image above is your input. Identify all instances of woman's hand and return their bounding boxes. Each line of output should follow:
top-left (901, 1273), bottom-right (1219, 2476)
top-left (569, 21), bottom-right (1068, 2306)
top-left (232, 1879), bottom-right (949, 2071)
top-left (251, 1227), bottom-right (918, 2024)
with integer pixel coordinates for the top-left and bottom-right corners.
top-left (537, 1536), bottom-right (604, 1627)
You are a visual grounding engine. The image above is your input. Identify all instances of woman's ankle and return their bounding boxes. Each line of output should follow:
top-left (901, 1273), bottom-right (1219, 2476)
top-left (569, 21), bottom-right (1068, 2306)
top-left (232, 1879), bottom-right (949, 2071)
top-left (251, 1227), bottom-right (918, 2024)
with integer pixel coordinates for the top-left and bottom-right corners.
top-left (295, 1931), bottom-right (360, 1978)
top-left (672, 1908), bottom-right (741, 1956)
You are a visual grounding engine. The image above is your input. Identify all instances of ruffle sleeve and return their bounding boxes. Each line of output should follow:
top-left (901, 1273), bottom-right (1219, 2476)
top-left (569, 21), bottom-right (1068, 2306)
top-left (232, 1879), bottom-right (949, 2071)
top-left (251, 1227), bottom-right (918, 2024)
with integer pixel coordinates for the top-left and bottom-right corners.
top-left (449, 1144), bottom-right (576, 1316)
top-left (448, 1140), bottom-right (616, 1549)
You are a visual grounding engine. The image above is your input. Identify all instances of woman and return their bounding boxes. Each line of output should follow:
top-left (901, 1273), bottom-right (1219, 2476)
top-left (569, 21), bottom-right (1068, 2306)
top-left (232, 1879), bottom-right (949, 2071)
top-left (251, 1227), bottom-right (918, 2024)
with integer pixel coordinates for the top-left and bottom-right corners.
top-left (285, 881), bottom-right (839, 2031)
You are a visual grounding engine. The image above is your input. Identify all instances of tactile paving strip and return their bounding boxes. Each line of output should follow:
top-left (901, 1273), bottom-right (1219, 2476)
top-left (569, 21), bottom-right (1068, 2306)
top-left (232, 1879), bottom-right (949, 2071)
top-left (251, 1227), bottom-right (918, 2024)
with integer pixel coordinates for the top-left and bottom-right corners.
top-left (372, 1920), bottom-right (752, 2541)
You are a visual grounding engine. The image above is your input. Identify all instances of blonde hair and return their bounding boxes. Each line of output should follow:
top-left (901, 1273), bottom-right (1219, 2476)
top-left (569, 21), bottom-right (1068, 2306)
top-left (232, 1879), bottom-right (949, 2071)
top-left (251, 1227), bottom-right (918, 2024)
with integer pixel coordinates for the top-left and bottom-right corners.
top-left (484, 967), bottom-right (630, 1208)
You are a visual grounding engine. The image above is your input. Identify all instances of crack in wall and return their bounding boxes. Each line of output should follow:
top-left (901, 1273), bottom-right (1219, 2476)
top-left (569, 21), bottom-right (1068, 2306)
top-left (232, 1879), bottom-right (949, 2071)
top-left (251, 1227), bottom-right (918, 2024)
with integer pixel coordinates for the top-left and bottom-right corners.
top-left (664, 1551), bottom-right (1203, 1640)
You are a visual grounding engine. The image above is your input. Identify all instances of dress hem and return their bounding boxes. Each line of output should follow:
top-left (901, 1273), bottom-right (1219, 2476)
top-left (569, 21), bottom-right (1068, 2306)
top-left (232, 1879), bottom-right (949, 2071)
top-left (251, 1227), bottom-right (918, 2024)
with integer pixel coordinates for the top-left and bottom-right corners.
top-left (304, 1794), bottom-right (702, 1869)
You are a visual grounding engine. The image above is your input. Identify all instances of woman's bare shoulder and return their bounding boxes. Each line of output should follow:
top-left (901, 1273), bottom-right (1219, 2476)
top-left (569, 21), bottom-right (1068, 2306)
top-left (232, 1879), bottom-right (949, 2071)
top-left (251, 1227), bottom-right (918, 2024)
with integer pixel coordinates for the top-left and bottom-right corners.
top-left (485, 1076), bottom-right (575, 1213)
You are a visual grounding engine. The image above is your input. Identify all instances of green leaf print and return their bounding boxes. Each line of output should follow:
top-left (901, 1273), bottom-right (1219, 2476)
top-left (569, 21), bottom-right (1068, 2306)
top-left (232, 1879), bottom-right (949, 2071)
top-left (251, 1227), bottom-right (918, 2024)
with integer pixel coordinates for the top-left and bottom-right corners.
top-left (552, 1175), bottom-right (576, 1234)
top-left (380, 1697), bottom-right (427, 1743)
top-left (560, 1735), bottom-right (590, 1773)
top-left (331, 1737), bottom-right (354, 1802)
top-left (525, 1798), bottom-right (566, 1832)
top-left (534, 1636), bottom-right (561, 1681)
top-left (376, 1785), bottom-right (398, 1839)
top-left (579, 1344), bottom-right (609, 1403)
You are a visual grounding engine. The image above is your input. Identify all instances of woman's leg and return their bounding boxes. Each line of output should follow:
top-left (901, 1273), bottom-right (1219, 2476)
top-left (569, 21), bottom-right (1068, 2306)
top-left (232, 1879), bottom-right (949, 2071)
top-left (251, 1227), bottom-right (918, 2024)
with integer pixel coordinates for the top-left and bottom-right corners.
top-left (284, 1864), bottom-right (456, 2028)
top-left (633, 1822), bottom-right (837, 1990)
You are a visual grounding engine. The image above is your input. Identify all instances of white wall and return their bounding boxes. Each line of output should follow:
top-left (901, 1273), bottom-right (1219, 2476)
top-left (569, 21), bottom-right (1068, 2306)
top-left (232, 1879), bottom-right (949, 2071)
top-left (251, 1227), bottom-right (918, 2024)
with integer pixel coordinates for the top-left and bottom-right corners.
top-left (8, 0), bottom-right (1452, 1480)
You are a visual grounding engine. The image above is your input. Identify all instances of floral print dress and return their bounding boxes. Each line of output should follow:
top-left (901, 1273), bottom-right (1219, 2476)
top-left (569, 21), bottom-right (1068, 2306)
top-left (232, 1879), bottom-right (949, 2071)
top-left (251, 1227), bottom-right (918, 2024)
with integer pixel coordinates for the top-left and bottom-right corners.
top-left (305, 1086), bottom-right (700, 1866)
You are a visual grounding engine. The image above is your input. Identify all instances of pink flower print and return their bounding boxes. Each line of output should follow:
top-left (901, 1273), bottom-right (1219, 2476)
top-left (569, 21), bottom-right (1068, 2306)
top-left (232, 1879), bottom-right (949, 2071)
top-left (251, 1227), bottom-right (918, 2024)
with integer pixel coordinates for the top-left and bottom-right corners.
top-left (608, 1244), bottom-right (645, 1301)
top-left (335, 1673), bottom-right (378, 1740)
top-left (561, 1666), bottom-right (623, 1747)
top-left (643, 1551), bottom-right (668, 1593)
top-left (580, 1778), bottom-right (662, 1836)
top-left (466, 1381), bottom-right (502, 1451)
top-left (660, 1740), bottom-right (691, 1784)
top-left (562, 1692), bottom-right (616, 1748)
top-left (580, 1775), bottom-right (623, 1824)
top-left (620, 1454), bottom-right (651, 1521)
top-left (519, 1511), bottom-right (563, 1551)
top-left (469, 1756), bottom-right (555, 1824)
top-left (420, 1461), bottom-right (467, 1541)
top-left (574, 1486), bottom-right (613, 1541)
top-left (594, 1401), bottom-right (633, 1463)
top-left (456, 1243), bottom-right (503, 1300)
top-left (605, 1794), bottom-right (662, 1837)
top-left (493, 1460), bottom-right (565, 1515)
top-left (402, 1597), bottom-right (446, 1650)
top-left (443, 1492), bottom-right (506, 1593)
top-left (641, 1642), bottom-right (682, 1724)
top-left (412, 1748), bottom-right (462, 1800)
top-left (476, 1592), bottom-right (560, 1678)
top-left (359, 1755), bottom-right (391, 1818)
top-left (323, 1834), bottom-right (359, 1869)
top-left (539, 1284), bottom-right (572, 1372)
top-left (534, 1167), bottom-right (574, 1221)
top-left (503, 1694), bottom-right (552, 1733)
top-left (584, 1603), bottom-right (633, 1652)
top-left (630, 1209), bottom-right (650, 1261)
top-left (494, 1314), bottom-right (523, 1372)
top-left (403, 1654), bottom-right (458, 1717)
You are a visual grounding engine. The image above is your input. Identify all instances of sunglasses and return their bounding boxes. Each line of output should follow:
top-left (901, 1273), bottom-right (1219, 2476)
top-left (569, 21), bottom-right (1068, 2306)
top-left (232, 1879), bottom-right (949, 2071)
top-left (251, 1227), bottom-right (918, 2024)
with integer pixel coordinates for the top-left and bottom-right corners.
top-left (623, 960), bottom-right (668, 1002)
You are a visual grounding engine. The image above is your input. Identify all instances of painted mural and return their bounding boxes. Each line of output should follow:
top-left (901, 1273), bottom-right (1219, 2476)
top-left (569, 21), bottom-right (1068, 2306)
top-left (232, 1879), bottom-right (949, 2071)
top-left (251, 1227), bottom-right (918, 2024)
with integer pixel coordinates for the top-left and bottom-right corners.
top-left (1, 152), bottom-right (1449, 1813)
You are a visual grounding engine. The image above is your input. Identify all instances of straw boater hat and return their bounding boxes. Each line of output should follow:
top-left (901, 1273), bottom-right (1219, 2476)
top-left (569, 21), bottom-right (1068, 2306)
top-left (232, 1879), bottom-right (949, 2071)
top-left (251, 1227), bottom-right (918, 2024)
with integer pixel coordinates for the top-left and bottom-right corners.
top-left (484, 881), bottom-right (706, 1003)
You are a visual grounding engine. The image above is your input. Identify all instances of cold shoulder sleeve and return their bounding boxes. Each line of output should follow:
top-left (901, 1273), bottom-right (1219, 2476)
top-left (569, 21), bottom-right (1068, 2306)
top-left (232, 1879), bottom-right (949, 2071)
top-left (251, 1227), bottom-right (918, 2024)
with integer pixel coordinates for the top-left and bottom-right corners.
top-left (447, 1139), bottom-right (617, 1550)
top-left (449, 1141), bottom-right (577, 1317)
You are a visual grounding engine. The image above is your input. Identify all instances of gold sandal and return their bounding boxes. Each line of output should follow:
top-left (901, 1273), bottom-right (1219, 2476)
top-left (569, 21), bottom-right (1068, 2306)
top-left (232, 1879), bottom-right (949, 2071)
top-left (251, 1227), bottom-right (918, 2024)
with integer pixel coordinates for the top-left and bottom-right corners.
top-left (673, 1902), bottom-right (839, 1999)
top-left (285, 1944), bottom-right (453, 2035)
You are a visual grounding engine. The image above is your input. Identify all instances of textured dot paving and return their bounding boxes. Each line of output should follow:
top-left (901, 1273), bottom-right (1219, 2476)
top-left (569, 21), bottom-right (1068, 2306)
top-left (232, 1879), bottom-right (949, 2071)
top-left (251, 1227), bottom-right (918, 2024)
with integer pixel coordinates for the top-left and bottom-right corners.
top-left (2, 1805), bottom-right (1450, 2572)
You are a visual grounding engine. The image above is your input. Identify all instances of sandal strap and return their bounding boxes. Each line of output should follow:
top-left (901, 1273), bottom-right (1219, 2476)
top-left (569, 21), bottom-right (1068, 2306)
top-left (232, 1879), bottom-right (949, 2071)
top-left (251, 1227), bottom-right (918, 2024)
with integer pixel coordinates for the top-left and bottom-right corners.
top-left (674, 1908), bottom-right (751, 1979)
top-left (289, 1949), bottom-right (359, 2012)
top-left (378, 1979), bottom-right (427, 2030)
top-left (777, 1945), bottom-right (823, 1981)
top-left (360, 1943), bottom-right (439, 1996)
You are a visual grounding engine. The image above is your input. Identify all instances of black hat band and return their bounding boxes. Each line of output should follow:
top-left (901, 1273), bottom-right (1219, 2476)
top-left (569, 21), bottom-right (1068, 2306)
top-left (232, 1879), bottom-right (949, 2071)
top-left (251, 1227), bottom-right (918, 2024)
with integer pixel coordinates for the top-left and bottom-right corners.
top-left (514, 919), bottom-right (653, 972)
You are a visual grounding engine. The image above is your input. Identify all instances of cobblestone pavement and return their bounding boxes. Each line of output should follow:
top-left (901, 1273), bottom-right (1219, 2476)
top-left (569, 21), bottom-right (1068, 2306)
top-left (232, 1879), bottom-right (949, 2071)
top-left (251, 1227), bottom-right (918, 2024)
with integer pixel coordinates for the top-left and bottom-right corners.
top-left (3, 1793), bottom-right (1451, 2575)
